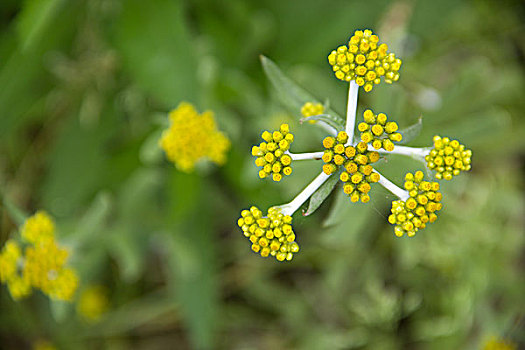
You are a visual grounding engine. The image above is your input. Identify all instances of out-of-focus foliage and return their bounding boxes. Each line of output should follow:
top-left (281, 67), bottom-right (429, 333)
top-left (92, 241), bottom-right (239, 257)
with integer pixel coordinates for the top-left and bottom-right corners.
top-left (0, 0), bottom-right (524, 349)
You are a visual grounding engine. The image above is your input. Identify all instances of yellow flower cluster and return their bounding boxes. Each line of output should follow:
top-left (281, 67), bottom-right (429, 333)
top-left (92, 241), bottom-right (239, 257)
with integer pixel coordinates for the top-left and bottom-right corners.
top-left (21, 210), bottom-right (55, 244)
top-left (425, 135), bottom-right (472, 180)
top-left (328, 29), bottom-right (402, 91)
top-left (237, 206), bottom-right (299, 262)
top-left (482, 337), bottom-right (516, 350)
top-left (388, 171), bottom-right (443, 237)
top-left (322, 131), bottom-right (381, 203)
top-left (358, 109), bottom-right (402, 151)
top-left (0, 240), bottom-right (30, 299)
top-left (159, 102), bottom-right (230, 172)
top-left (0, 212), bottom-right (78, 301)
top-left (251, 124), bottom-right (294, 181)
top-left (300, 102), bottom-right (324, 124)
top-left (77, 285), bottom-right (109, 322)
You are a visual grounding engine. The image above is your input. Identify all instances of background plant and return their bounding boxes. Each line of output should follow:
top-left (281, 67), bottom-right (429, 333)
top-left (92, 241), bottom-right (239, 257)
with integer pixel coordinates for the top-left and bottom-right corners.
top-left (0, 0), bottom-right (524, 349)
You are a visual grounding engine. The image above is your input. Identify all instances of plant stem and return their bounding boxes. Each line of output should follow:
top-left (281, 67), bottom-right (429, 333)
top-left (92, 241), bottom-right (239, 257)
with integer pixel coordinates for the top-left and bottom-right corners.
top-left (286, 151), bottom-right (324, 161)
top-left (374, 170), bottom-right (409, 201)
top-left (368, 144), bottom-right (431, 158)
top-left (345, 80), bottom-right (359, 144)
top-left (279, 172), bottom-right (331, 216)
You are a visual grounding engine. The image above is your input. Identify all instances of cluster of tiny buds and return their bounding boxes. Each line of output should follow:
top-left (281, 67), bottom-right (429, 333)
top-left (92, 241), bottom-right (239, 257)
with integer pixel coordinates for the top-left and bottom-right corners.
top-left (426, 135), bottom-right (472, 180)
top-left (300, 102), bottom-right (324, 124)
top-left (251, 124), bottom-right (294, 181)
top-left (0, 211), bottom-right (78, 301)
top-left (359, 109), bottom-right (402, 151)
top-left (237, 206), bottom-right (300, 262)
top-left (328, 29), bottom-right (402, 91)
top-left (322, 131), bottom-right (381, 203)
top-left (159, 102), bottom-right (230, 172)
top-left (388, 171), bottom-right (443, 237)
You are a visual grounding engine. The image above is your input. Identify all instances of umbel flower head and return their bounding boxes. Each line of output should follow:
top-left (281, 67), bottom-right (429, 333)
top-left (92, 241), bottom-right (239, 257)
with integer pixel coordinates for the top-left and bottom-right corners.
top-left (237, 206), bottom-right (299, 262)
top-left (388, 171), bottom-right (443, 237)
top-left (251, 124), bottom-right (294, 181)
top-left (358, 109), bottom-right (402, 151)
top-left (321, 131), bottom-right (381, 203)
top-left (0, 211), bottom-right (78, 301)
top-left (425, 135), bottom-right (472, 180)
top-left (301, 102), bottom-right (324, 124)
top-left (238, 28), bottom-right (472, 261)
top-left (159, 102), bottom-right (231, 172)
top-left (328, 29), bottom-right (402, 91)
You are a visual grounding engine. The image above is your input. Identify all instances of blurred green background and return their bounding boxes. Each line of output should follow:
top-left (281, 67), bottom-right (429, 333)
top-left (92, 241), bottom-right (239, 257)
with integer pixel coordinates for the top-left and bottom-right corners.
top-left (1, 0), bottom-right (524, 349)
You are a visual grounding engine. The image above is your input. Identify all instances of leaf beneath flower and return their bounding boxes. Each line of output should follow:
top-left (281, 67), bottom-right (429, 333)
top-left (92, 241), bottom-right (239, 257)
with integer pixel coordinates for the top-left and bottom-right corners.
top-left (304, 172), bottom-right (340, 216)
top-left (398, 116), bottom-right (423, 144)
top-left (260, 55), bottom-right (345, 130)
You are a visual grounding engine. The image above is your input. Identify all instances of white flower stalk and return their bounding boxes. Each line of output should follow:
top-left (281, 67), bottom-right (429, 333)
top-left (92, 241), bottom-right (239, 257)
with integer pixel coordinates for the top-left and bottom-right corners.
top-left (279, 172), bottom-right (331, 216)
top-left (374, 169), bottom-right (409, 201)
top-left (369, 144), bottom-right (430, 158)
top-left (345, 80), bottom-right (359, 144)
top-left (286, 151), bottom-right (324, 161)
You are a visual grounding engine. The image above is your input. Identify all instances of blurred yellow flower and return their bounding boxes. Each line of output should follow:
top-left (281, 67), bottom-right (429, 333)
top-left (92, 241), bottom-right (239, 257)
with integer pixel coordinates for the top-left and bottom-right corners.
top-left (300, 102), bottom-right (324, 124)
top-left (159, 102), bottom-right (230, 172)
top-left (0, 212), bottom-right (79, 301)
top-left (23, 238), bottom-right (78, 301)
top-left (0, 240), bottom-right (32, 300)
top-left (482, 336), bottom-right (516, 350)
top-left (20, 210), bottom-right (55, 244)
top-left (77, 285), bottom-right (109, 322)
top-left (33, 339), bottom-right (57, 350)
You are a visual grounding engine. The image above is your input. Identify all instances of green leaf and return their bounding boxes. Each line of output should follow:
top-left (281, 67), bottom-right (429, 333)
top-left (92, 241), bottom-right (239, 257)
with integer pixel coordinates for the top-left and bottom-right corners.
top-left (17, 0), bottom-right (66, 52)
top-left (68, 191), bottom-right (112, 247)
top-left (81, 289), bottom-right (176, 337)
top-left (0, 192), bottom-right (28, 226)
top-left (162, 175), bottom-right (217, 350)
top-left (107, 226), bottom-right (146, 283)
top-left (260, 55), bottom-right (344, 129)
top-left (398, 116), bottom-right (423, 145)
top-left (300, 114), bottom-right (340, 131)
top-left (305, 172), bottom-right (339, 216)
top-left (114, 0), bottom-right (198, 107)
top-left (49, 299), bottom-right (71, 323)
top-left (139, 128), bottom-right (164, 166)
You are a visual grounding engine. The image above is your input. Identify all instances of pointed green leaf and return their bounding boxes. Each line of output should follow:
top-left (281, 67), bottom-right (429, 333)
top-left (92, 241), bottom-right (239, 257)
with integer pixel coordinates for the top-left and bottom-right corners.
top-left (398, 116), bottom-right (423, 145)
top-left (68, 191), bottom-right (112, 247)
top-left (114, 0), bottom-right (197, 107)
top-left (299, 114), bottom-right (340, 132)
top-left (0, 192), bottom-right (28, 226)
top-left (260, 55), bottom-right (344, 130)
top-left (50, 299), bottom-right (70, 323)
top-left (17, 0), bottom-right (66, 52)
top-left (305, 172), bottom-right (339, 216)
